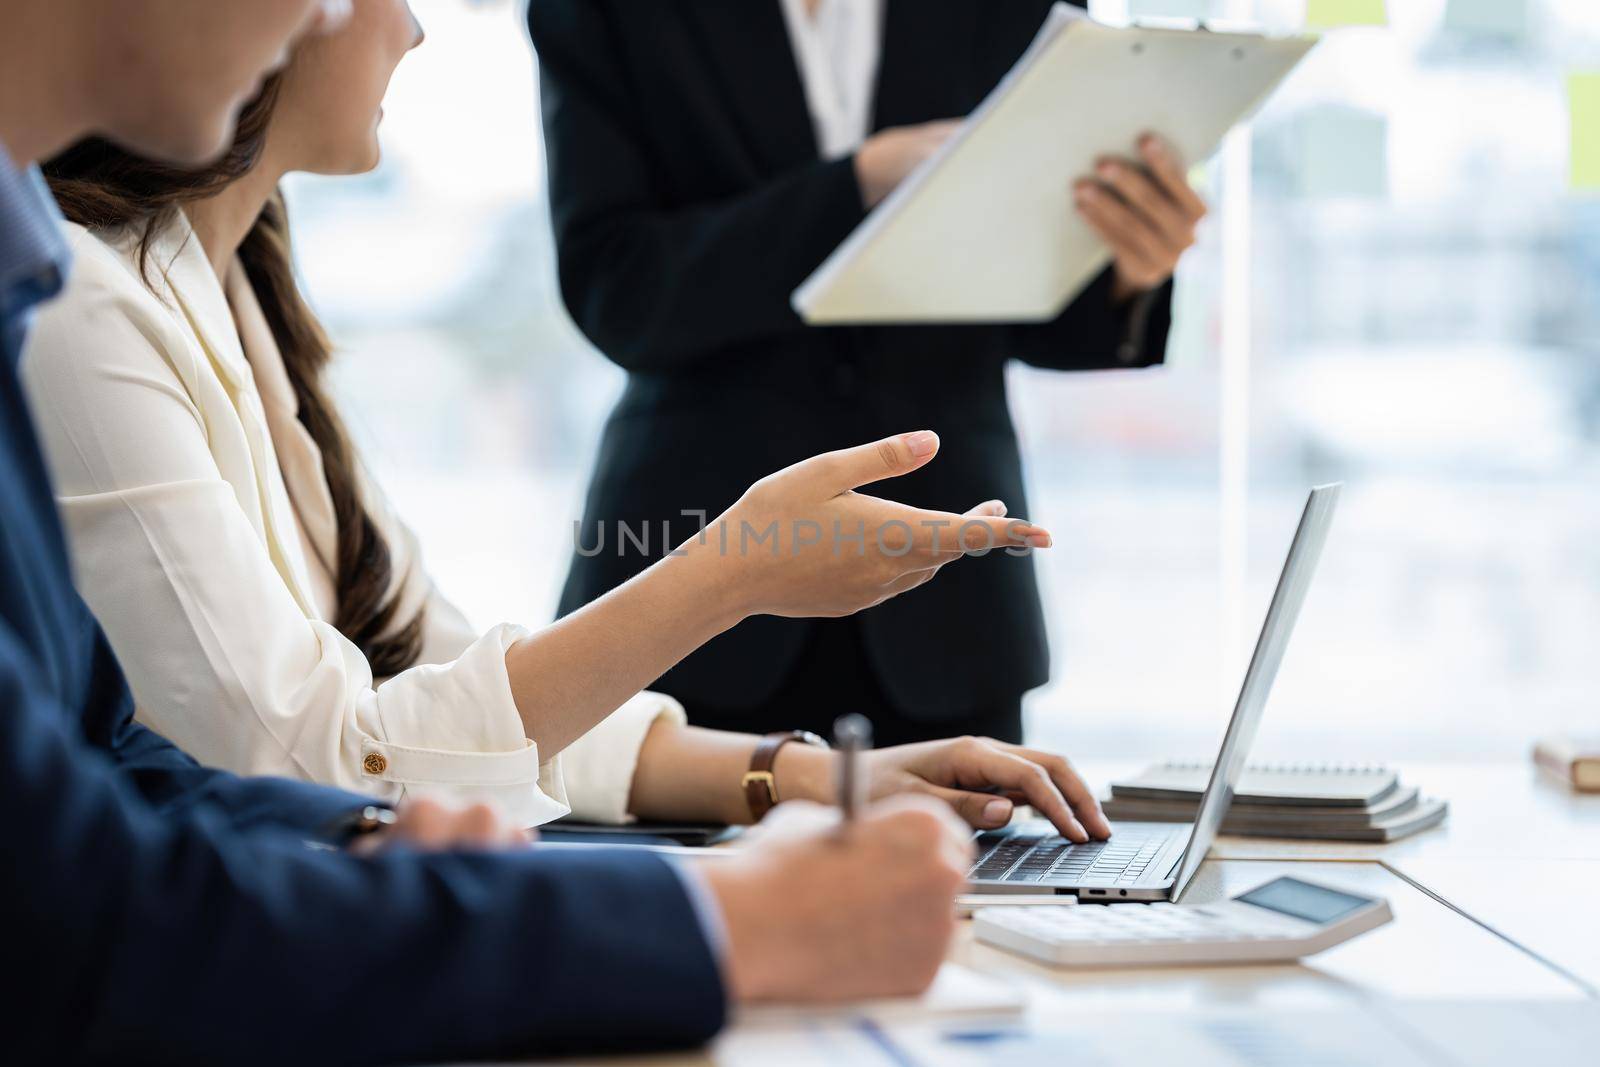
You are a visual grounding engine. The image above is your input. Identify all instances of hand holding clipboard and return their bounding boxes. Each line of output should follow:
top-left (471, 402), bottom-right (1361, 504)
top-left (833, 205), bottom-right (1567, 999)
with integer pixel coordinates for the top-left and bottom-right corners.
top-left (793, 4), bottom-right (1317, 324)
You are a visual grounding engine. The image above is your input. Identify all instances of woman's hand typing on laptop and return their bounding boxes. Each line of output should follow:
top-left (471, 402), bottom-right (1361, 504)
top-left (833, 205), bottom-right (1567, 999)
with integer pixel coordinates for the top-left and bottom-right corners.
top-left (774, 735), bottom-right (1113, 844)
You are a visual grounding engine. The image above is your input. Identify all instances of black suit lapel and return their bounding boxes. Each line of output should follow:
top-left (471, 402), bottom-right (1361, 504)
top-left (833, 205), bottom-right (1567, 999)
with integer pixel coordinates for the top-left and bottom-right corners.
top-left (680, 0), bottom-right (820, 172)
top-left (873, 0), bottom-right (982, 130)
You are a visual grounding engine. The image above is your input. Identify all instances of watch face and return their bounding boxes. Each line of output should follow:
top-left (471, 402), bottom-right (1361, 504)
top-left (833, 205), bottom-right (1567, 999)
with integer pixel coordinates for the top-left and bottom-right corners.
top-left (798, 731), bottom-right (830, 749)
top-left (357, 805), bottom-right (399, 834)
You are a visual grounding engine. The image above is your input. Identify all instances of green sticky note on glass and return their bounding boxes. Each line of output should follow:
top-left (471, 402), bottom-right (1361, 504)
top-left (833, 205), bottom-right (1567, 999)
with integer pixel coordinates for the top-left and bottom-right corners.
top-left (1305, 0), bottom-right (1387, 28)
top-left (1572, 73), bottom-right (1600, 192)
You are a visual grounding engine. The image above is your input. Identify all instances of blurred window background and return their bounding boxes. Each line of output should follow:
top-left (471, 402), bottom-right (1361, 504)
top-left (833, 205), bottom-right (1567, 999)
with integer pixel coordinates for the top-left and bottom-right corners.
top-left (286, 0), bottom-right (1600, 764)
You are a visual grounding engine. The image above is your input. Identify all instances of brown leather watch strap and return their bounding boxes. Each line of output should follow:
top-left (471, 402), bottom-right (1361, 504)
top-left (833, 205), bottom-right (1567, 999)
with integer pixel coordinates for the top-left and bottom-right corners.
top-left (742, 731), bottom-right (826, 822)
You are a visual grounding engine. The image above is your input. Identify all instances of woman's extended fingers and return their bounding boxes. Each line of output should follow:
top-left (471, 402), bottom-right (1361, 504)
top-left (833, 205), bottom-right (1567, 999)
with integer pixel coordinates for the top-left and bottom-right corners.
top-left (904, 507), bottom-right (1052, 556)
top-left (846, 499), bottom-right (1050, 563)
top-left (991, 741), bottom-right (1112, 840)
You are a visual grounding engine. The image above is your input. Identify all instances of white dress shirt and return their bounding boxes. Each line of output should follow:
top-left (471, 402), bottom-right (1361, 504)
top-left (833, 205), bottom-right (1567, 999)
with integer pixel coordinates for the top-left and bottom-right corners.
top-left (779, 0), bottom-right (885, 159)
top-left (21, 212), bottom-right (678, 826)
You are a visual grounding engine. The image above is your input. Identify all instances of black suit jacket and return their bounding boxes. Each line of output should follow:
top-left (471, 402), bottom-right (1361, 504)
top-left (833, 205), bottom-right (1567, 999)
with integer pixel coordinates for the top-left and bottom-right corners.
top-left (531, 0), bottom-right (1171, 723)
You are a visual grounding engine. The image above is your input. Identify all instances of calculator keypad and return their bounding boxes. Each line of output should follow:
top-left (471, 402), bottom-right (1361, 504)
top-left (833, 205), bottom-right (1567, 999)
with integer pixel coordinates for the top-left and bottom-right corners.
top-left (975, 886), bottom-right (1388, 968)
top-left (977, 902), bottom-right (1308, 954)
top-left (992, 904), bottom-right (1255, 943)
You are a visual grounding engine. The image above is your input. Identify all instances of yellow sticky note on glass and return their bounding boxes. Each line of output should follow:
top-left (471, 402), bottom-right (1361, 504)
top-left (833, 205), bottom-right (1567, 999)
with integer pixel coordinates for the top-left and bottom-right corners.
top-left (1571, 73), bottom-right (1600, 192)
top-left (1306, 0), bottom-right (1387, 28)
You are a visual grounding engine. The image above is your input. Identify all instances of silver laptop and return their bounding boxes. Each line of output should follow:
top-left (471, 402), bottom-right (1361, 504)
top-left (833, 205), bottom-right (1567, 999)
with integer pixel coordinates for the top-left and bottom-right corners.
top-left (967, 484), bottom-right (1341, 902)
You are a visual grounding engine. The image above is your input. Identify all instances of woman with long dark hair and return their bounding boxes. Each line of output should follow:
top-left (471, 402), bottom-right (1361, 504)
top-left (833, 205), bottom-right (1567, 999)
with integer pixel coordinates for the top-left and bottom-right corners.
top-left (22, 0), bottom-right (1111, 838)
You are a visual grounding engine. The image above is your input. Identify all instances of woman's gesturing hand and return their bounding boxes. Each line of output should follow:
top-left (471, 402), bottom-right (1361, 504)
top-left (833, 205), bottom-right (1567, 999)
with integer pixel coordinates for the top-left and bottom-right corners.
top-left (692, 430), bottom-right (1051, 622)
top-left (1074, 133), bottom-right (1208, 304)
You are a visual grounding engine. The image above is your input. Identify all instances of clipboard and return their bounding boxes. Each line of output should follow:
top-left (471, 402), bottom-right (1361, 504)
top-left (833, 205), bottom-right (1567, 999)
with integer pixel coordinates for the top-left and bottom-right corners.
top-left (791, 5), bottom-right (1318, 324)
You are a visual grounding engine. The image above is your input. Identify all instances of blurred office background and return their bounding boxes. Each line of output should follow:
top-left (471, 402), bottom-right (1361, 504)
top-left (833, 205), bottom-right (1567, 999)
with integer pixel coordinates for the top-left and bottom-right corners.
top-left (285, 0), bottom-right (1599, 763)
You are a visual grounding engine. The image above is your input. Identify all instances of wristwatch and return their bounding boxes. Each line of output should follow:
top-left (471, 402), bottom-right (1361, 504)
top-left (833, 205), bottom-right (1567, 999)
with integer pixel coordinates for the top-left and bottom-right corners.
top-left (742, 730), bottom-right (829, 822)
top-left (316, 804), bottom-right (398, 848)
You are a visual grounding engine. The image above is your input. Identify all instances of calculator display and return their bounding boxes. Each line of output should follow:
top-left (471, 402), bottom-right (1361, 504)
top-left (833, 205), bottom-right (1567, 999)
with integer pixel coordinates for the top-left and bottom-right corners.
top-left (1235, 877), bottom-right (1372, 925)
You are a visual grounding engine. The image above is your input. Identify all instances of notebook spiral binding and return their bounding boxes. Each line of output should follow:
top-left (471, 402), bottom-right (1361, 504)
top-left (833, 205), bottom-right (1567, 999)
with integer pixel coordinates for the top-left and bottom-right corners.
top-left (1158, 761), bottom-right (1389, 775)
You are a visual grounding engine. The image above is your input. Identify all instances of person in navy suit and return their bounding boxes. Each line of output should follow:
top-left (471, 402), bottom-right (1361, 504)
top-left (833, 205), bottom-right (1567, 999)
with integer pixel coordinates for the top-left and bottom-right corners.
top-left (1, 3), bottom-right (973, 1062)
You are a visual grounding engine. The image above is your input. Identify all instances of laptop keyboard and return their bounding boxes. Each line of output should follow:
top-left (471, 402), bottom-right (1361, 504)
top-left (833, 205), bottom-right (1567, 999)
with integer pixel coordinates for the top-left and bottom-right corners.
top-left (970, 827), bottom-right (1170, 885)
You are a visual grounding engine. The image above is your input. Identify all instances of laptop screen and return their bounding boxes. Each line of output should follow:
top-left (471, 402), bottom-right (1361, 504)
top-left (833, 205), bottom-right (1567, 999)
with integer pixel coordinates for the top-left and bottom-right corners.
top-left (1167, 484), bottom-right (1342, 902)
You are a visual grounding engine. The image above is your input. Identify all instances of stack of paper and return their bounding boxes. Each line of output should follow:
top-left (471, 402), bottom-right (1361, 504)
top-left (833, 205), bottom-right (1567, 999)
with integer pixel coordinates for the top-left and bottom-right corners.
top-left (1101, 761), bottom-right (1448, 842)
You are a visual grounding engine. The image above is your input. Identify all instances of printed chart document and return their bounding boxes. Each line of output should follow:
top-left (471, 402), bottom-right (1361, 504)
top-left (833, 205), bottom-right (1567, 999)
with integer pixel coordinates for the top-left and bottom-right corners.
top-left (793, 5), bottom-right (1316, 324)
top-left (712, 1001), bottom-right (1600, 1067)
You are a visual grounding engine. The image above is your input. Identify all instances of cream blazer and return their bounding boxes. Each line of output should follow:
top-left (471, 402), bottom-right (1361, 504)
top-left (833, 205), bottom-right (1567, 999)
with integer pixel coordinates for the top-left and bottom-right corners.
top-left (21, 212), bottom-right (678, 826)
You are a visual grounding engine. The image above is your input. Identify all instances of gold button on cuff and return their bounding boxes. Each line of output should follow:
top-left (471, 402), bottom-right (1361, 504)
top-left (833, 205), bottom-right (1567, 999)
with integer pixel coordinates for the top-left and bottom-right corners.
top-left (362, 752), bottom-right (387, 776)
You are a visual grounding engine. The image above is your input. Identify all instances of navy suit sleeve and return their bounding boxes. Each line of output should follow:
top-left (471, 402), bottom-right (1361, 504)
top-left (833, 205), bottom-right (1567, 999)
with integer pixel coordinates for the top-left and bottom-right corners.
top-left (529, 0), bottom-right (867, 372)
top-left (3, 623), bottom-right (726, 1065)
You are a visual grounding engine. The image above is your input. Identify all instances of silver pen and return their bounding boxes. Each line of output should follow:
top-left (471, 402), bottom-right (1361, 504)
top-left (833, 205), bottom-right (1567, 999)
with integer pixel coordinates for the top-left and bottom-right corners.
top-left (833, 714), bottom-right (873, 824)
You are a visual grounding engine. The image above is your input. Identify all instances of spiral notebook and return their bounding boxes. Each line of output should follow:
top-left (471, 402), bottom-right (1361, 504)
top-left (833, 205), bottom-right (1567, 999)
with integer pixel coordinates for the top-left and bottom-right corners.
top-left (1110, 762), bottom-right (1399, 808)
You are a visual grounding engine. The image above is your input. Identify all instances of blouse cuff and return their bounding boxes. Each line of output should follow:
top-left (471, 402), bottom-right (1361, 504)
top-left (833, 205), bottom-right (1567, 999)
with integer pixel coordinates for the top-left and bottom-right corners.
top-left (559, 691), bottom-right (688, 825)
top-left (362, 622), bottom-right (570, 829)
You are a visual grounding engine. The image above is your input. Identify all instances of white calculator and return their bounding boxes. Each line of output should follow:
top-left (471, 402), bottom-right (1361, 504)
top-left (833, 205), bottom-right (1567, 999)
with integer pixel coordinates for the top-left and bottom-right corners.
top-left (973, 875), bottom-right (1393, 967)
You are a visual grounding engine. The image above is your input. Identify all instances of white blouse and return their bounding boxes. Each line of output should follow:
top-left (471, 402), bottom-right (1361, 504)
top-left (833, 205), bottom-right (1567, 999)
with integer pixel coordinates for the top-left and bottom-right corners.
top-left (21, 211), bottom-right (678, 826)
top-left (779, 0), bottom-right (885, 159)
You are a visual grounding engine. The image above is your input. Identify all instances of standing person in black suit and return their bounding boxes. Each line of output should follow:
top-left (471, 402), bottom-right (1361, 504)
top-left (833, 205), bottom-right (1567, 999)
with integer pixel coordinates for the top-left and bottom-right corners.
top-left (530, 0), bottom-right (1208, 746)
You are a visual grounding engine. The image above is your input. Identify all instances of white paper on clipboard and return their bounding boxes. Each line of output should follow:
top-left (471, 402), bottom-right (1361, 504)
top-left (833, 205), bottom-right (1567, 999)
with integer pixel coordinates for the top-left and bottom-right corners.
top-left (791, 4), bottom-right (1317, 324)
